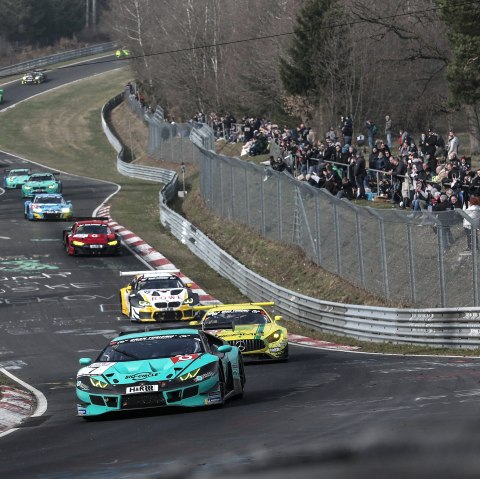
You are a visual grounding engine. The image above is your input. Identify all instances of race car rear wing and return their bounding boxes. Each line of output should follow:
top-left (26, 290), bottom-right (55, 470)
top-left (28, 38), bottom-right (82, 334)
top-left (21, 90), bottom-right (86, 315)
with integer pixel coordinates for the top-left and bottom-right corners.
top-left (67, 216), bottom-right (110, 222)
top-left (192, 301), bottom-right (275, 312)
top-left (120, 269), bottom-right (180, 277)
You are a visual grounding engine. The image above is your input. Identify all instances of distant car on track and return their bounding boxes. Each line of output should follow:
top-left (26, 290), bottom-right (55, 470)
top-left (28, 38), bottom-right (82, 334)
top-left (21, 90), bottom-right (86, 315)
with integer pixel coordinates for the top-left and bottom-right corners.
top-left (3, 168), bottom-right (31, 189)
top-left (24, 193), bottom-right (73, 221)
top-left (21, 70), bottom-right (47, 85)
top-left (76, 328), bottom-right (245, 418)
top-left (21, 172), bottom-right (61, 197)
top-left (63, 218), bottom-right (121, 256)
top-left (0, 88), bottom-right (4, 103)
top-left (119, 270), bottom-right (200, 323)
top-left (115, 48), bottom-right (131, 59)
top-left (196, 302), bottom-right (289, 361)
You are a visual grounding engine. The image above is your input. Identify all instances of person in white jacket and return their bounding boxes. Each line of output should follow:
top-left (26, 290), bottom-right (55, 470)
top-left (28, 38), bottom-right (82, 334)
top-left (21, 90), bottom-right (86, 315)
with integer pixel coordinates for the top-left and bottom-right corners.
top-left (447, 130), bottom-right (459, 158)
top-left (463, 195), bottom-right (480, 251)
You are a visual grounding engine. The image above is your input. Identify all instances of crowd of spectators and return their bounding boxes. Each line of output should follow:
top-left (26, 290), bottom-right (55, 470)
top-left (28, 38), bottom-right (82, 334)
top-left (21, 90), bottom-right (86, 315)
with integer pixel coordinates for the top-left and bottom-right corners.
top-left (198, 110), bottom-right (479, 215)
top-left (189, 105), bottom-right (480, 251)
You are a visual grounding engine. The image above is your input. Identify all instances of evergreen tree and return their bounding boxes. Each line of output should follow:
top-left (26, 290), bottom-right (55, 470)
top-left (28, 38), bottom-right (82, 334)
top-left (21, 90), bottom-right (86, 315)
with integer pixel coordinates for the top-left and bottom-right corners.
top-left (437, 0), bottom-right (480, 153)
top-left (279, 0), bottom-right (336, 100)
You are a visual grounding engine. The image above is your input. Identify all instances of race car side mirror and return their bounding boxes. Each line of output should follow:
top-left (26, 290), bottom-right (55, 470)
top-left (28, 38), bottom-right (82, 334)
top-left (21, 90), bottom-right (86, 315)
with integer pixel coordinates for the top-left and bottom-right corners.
top-left (79, 358), bottom-right (92, 366)
top-left (218, 345), bottom-right (232, 353)
top-left (274, 315), bottom-right (283, 322)
top-left (185, 282), bottom-right (193, 288)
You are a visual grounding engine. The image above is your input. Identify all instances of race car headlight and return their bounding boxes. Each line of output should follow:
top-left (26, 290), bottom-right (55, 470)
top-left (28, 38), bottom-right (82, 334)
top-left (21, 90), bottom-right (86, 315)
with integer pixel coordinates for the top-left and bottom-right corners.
top-left (32, 205), bottom-right (42, 211)
top-left (47, 184), bottom-right (55, 189)
top-left (72, 240), bottom-right (85, 246)
top-left (265, 330), bottom-right (284, 343)
top-left (61, 207), bottom-right (71, 213)
top-left (88, 377), bottom-right (110, 389)
top-left (183, 297), bottom-right (195, 305)
top-left (23, 185), bottom-right (31, 190)
top-left (107, 240), bottom-right (118, 246)
top-left (129, 295), bottom-right (150, 307)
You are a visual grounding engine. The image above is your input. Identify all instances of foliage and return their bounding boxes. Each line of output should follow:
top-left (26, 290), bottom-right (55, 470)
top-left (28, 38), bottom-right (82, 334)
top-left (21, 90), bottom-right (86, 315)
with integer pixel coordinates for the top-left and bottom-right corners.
top-left (436, 0), bottom-right (480, 105)
top-left (279, 0), bottom-right (336, 100)
top-left (0, 0), bottom-right (107, 46)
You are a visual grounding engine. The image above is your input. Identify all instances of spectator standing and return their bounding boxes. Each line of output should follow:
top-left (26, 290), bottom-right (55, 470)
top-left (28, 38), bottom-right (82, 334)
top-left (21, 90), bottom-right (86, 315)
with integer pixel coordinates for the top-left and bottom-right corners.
top-left (341, 115), bottom-right (353, 146)
top-left (447, 130), bottom-right (459, 158)
top-left (365, 120), bottom-right (378, 149)
top-left (463, 196), bottom-right (480, 251)
top-left (385, 115), bottom-right (392, 149)
top-left (388, 156), bottom-right (407, 204)
top-left (353, 152), bottom-right (367, 200)
top-left (425, 128), bottom-right (438, 160)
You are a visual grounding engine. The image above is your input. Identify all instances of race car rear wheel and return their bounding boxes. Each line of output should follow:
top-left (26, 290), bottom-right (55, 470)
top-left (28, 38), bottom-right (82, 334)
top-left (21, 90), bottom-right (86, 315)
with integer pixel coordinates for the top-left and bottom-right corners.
top-left (239, 358), bottom-right (246, 391)
top-left (218, 367), bottom-right (226, 404)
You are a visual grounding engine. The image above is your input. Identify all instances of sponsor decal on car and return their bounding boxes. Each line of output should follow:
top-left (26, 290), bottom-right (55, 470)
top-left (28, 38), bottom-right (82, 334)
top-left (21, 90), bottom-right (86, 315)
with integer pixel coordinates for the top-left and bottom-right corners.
top-left (194, 371), bottom-right (215, 382)
top-left (124, 372), bottom-right (160, 380)
top-left (126, 384), bottom-right (159, 394)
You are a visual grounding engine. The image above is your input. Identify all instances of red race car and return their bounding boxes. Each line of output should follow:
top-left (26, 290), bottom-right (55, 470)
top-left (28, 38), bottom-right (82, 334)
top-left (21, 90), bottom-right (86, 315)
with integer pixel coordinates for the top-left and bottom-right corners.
top-left (63, 218), bottom-right (121, 256)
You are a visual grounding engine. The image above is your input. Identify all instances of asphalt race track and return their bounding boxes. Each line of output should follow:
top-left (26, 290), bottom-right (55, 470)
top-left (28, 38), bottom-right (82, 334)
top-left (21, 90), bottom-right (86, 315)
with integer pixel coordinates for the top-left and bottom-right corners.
top-left (1, 56), bottom-right (480, 479)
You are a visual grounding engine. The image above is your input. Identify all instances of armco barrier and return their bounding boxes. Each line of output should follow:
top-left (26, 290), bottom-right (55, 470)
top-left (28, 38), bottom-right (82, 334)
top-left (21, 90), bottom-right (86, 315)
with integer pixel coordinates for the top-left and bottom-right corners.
top-left (101, 94), bottom-right (480, 349)
top-left (0, 42), bottom-right (116, 77)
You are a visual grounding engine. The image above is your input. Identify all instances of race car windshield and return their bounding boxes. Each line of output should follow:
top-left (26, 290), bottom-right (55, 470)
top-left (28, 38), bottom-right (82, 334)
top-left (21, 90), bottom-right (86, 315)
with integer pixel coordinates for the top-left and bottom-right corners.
top-left (35, 197), bottom-right (62, 204)
top-left (9, 170), bottom-right (29, 176)
top-left (138, 278), bottom-right (184, 290)
top-left (205, 311), bottom-right (269, 326)
top-left (97, 335), bottom-right (204, 362)
top-left (29, 175), bottom-right (53, 181)
top-left (76, 225), bottom-right (109, 234)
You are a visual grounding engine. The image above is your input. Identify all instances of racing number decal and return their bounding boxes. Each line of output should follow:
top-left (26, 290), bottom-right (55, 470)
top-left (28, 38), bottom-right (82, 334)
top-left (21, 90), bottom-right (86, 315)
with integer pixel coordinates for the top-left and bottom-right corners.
top-left (171, 354), bottom-right (199, 364)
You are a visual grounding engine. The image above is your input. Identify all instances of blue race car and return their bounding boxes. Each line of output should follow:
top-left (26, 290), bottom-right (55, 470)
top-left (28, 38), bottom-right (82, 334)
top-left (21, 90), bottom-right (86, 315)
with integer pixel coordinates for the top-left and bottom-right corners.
top-left (21, 172), bottom-right (61, 198)
top-left (24, 194), bottom-right (73, 221)
top-left (3, 168), bottom-right (31, 189)
top-left (76, 328), bottom-right (245, 418)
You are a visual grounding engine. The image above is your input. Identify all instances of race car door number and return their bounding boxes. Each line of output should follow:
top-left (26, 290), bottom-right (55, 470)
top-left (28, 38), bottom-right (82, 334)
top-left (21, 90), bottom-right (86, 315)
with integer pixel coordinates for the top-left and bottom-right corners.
top-left (126, 385), bottom-right (159, 394)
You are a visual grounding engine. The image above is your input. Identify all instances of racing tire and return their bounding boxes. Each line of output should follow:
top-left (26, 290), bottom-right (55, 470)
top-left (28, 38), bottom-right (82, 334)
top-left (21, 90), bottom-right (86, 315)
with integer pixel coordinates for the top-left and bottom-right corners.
top-left (215, 367), bottom-right (227, 407)
top-left (237, 358), bottom-right (246, 398)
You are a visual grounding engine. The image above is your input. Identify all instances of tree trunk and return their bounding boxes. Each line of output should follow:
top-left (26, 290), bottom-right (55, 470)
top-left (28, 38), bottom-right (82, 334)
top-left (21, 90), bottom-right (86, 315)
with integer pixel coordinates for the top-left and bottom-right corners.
top-left (464, 103), bottom-right (480, 155)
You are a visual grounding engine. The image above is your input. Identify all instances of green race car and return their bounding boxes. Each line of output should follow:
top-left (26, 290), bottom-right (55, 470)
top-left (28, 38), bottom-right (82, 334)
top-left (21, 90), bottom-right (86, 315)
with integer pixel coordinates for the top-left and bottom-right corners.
top-left (0, 88), bottom-right (4, 103)
top-left (3, 168), bottom-right (31, 189)
top-left (76, 328), bottom-right (245, 418)
top-left (21, 172), bottom-right (62, 198)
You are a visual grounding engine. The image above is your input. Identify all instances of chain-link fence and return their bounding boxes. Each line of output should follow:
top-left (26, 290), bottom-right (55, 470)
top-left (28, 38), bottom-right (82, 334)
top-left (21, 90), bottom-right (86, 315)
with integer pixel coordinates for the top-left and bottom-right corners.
top-left (197, 147), bottom-right (480, 308)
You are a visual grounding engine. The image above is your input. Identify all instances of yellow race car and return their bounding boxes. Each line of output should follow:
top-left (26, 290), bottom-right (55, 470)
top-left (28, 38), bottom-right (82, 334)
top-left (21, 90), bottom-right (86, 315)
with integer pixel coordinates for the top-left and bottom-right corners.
top-left (119, 270), bottom-right (200, 323)
top-left (195, 302), bottom-right (288, 361)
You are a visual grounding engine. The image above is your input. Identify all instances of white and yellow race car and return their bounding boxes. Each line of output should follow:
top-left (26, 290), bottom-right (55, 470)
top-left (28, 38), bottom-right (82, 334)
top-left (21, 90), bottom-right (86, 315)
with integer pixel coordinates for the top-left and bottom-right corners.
top-left (195, 302), bottom-right (288, 361)
top-left (119, 270), bottom-right (200, 323)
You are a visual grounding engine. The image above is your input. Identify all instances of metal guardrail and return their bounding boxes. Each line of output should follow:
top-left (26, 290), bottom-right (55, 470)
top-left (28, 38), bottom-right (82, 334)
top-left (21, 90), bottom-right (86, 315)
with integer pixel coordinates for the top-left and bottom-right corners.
top-left (101, 94), bottom-right (480, 349)
top-left (0, 42), bottom-right (116, 77)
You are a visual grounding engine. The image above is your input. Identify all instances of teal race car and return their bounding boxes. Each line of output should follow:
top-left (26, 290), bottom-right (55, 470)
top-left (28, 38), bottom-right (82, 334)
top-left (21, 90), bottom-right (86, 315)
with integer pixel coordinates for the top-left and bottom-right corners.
top-left (0, 88), bottom-right (4, 103)
top-left (76, 328), bottom-right (245, 418)
top-left (21, 172), bottom-right (62, 198)
top-left (3, 168), bottom-right (31, 189)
